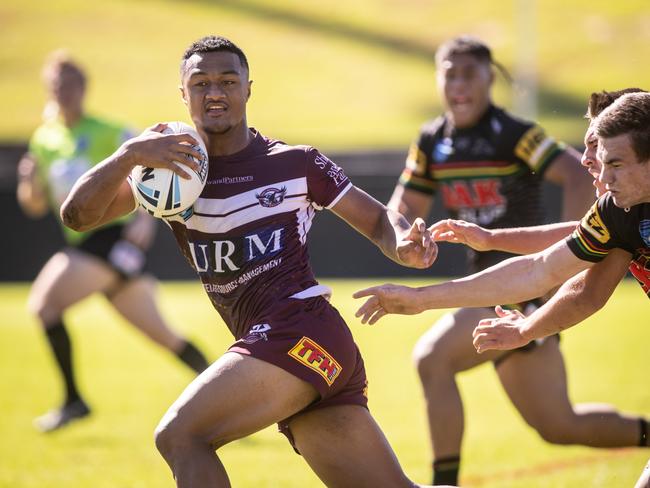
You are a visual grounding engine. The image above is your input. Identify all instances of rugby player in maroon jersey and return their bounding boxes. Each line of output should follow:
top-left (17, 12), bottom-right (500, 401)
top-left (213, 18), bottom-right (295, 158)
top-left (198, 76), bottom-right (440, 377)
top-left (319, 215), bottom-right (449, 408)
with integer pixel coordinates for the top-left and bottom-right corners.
top-left (60, 36), bottom-right (449, 488)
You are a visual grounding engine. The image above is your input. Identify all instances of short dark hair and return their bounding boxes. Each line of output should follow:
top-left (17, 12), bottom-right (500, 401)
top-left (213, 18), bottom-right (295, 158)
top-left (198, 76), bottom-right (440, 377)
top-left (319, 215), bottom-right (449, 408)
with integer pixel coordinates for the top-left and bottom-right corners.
top-left (181, 35), bottom-right (249, 74)
top-left (435, 35), bottom-right (511, 82)
top-left (42, 50), bottom-right (87, 88)
top-left (586, 88), bottom-right (647, 120)
top-left (435, 36), bottom-right (492, 66)
top-left (594, 92), bottom-right (650, 162)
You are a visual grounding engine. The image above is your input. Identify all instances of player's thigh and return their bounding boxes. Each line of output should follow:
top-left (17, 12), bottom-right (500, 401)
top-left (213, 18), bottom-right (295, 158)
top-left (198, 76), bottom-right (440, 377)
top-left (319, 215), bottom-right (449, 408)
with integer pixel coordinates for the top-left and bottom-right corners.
top-left (108, 276), bottom-right (182, 345)
top-left (413, 306), bottom-right (504, 372)
top-left (156, 351), bottom-right (319, 446)
top-left (496, 336), bottom-right (574, 426)
top-left (29, 249), bottom-right (118, 317)
top-left (289, 404), bottom-right (413, 488)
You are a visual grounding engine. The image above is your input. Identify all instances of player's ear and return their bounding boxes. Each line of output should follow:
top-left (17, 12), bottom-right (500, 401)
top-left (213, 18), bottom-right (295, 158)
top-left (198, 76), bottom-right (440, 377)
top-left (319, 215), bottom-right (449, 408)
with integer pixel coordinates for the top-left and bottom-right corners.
top-left (179, 84), bottom-right (188, 106)
top-left (246, 80), bottom-right (253, 101)
top-left (487, 66), bottom-right (495, 86)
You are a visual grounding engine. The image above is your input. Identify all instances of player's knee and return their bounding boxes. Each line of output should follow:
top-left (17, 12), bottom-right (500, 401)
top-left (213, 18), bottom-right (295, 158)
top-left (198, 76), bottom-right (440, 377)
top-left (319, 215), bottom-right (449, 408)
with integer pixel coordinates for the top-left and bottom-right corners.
top-left (412, 335), bottom-right (446, 381)
top-left (154, 415), bottom-right (186, 460)
top-left (26, 293), bottom-right (61, 326)
top-left (154, 411), bottom-right (215, 461)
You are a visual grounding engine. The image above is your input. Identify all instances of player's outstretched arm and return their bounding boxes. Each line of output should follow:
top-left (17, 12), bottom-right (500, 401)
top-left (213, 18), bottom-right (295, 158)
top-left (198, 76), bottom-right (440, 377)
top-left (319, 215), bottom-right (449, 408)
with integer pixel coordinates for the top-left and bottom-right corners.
top-left (61, 124), bottom-right (202, 232)
top-left (430, 219), bottom-right (578, 255)
top-left (354, 239), bottom-right (593, 324)
top-left (331, 185), bottom-right (438, 269)
top-left (472, 248), bottom-right (632, 352)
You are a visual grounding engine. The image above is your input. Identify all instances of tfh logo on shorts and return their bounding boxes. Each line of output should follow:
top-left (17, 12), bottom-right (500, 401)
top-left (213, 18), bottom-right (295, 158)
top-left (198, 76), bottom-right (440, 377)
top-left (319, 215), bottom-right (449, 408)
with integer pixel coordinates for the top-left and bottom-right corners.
top-left (241, 323), bottom-right (271, 344)
top-left (288, 336), bottom-right (342, 386)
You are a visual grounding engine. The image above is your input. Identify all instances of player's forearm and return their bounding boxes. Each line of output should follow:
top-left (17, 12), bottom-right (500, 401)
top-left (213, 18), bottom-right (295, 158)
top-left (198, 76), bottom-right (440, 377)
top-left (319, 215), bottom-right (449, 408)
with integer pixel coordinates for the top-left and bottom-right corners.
top-left (375, 208), bottom-right (411, 265)
top-left (487, 222), bottom-right (578, 254)
top-left (520, 271), bottom-right (608, 341)
top-left (415, 243), bottom-right (580, 309)
top-left (61, 147), bottom-right (134, 231)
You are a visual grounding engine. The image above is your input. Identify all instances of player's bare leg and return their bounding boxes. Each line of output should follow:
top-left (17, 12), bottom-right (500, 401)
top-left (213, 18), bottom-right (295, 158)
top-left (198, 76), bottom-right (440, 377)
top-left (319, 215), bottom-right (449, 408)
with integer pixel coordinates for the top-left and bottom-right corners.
top-left (412, 307), bottom-right (504, 484)
top-left (108, 276), bottom-right (209, 372)
top-left (290, 404), bottom-right (444, 487)
top-left (108, 276), bottom-right (185, 351)
top-left (27, 249), bottom-right (119, 431)
top-left (497, 336), bottom-right (647, 447)
top-left (154, 352), bottom-right (320, 487)
top-left (154, 352), bottom-right (443, 487)
top-left (28, 249), bottom-right (118, 326)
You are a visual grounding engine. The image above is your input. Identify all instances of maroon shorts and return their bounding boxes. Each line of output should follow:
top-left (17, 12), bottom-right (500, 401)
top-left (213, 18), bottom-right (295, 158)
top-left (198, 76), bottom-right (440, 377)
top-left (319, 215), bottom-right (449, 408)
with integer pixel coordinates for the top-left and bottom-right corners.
top-left (228, 295), bottom-right (368, 452)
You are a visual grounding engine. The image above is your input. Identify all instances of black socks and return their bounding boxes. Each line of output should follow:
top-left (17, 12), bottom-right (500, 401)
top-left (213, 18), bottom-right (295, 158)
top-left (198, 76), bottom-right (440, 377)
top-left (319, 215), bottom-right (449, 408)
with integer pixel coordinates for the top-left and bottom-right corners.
top-left (433, 455), bottom-right (460, 486)
top-left (640, 418), bottom-right (649, 447)
top-left (177, 341), bottom-right (209, 373)
top-left (44, 320), bottom-right (81, 405)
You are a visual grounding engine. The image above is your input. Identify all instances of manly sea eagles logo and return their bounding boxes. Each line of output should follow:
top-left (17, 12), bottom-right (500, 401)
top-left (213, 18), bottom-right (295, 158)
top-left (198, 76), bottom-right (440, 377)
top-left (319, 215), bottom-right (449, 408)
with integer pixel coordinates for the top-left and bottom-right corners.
top-left (256, 186), bottom-right (287, 207)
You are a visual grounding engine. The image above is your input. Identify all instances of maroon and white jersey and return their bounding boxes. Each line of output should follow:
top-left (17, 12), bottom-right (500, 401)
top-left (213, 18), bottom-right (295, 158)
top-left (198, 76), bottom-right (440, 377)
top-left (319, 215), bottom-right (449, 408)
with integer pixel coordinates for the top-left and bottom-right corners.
top-left (165, 130), bottom-right (352, 339)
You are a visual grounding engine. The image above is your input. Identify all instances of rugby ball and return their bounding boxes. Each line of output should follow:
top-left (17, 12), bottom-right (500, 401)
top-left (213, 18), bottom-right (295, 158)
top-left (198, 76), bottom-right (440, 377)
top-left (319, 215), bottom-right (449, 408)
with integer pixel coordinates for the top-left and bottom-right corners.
top-left (130, 122), bottom-right (208, 218)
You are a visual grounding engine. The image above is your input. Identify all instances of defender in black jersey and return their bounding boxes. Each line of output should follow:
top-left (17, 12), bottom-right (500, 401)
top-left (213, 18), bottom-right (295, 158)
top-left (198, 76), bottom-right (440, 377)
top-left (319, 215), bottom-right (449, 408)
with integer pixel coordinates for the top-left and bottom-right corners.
top-left (60, 36), bottom-right (444, 488)
top-left (357, 91), bottom-right (650, 487)
top-left (423, 88), bottom-right (648, 342)
top-left (387, 36), bottom-right (599, 485)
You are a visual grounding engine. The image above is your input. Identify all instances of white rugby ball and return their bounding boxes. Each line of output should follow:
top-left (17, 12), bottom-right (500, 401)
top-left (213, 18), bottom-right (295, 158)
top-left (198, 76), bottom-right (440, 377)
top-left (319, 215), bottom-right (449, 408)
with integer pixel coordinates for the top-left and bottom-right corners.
top-left (130, 121), bottom-right (208, 219)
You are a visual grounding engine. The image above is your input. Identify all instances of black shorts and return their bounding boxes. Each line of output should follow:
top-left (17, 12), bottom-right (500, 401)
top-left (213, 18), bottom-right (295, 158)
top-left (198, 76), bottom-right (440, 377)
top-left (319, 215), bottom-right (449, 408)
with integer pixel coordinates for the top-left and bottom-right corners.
top-left (75, 224), bottom-right (146, 280)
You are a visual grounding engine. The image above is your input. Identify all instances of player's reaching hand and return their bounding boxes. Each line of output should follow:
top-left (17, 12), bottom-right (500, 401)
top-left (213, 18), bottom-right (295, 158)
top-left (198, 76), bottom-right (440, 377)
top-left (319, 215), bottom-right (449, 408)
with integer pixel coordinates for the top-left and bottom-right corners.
top-left (121, 123), bottom-right (203, 180)
top-left (429, 219), bottom-right (494, 252)
top-left (396, 217), bottom-right (438, 269)
top-left (472, 305), bottom-right (532, 353)
top-left (353, 283), bottom-right (424, 324)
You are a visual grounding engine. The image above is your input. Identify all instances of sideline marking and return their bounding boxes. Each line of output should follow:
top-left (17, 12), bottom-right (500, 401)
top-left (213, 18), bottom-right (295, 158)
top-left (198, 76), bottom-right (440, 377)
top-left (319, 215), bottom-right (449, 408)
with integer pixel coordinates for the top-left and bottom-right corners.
top-left (462, 448), bottom-right (641, 485)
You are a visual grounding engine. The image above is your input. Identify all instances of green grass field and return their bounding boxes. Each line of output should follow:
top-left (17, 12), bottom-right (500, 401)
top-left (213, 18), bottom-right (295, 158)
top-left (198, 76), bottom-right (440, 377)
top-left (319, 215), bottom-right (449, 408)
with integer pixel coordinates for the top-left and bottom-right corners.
top-left (2, 1), bottom-right (650, 149)
top-left (0, 279), bottom-right (648, 487)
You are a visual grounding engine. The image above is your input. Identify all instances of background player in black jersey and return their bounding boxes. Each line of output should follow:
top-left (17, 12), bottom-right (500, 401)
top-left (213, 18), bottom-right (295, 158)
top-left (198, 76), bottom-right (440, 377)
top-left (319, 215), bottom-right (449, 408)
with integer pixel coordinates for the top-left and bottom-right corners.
top-left (17, 52), bottom-right (209, 432)
top-left (387, 35), bottom-right (621, 486)
top-left (58, 36), bottom-right (453, 488)
top-left (427, 88), bottom-right (647, 346)
top-left (357, 91), bottom-right (650, 487)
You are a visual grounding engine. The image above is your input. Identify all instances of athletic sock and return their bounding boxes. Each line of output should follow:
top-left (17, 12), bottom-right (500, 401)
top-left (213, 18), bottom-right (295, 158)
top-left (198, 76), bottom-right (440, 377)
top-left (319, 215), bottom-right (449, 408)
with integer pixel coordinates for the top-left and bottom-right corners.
top-left (44, 320), bottom-right (81, 405)
top-left (433, 455), bottom-right (460, 486)
top-left (640, 418), bottom-right (649, 447)
top-left (176, 341), bottom-right (209, 373)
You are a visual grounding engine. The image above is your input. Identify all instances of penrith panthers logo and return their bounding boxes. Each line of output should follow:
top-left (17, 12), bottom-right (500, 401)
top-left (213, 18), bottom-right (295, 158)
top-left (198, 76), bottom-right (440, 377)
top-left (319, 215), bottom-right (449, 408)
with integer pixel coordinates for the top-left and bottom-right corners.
top-left (256, 187), bottom-right (287, 207)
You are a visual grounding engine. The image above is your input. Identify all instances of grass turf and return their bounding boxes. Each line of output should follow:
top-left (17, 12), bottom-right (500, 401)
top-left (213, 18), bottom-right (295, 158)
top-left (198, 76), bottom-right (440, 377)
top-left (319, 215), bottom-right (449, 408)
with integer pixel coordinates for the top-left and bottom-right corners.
top-left (0, 279), bottom-right (648, 487)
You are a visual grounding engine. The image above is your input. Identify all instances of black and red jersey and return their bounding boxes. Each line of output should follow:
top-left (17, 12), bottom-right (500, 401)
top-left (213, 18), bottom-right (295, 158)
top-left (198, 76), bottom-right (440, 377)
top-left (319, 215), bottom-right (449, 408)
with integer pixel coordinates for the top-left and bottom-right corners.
top-left (567, 193), bottom-right (650, 298)
top-left (398, 104), bottom-right (565, 271)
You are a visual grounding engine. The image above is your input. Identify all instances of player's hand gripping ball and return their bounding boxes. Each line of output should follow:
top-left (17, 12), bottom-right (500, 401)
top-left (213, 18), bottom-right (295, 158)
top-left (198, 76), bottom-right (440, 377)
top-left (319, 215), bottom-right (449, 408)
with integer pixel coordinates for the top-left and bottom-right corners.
top-left (130, 121), bottom-right (208, 218)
